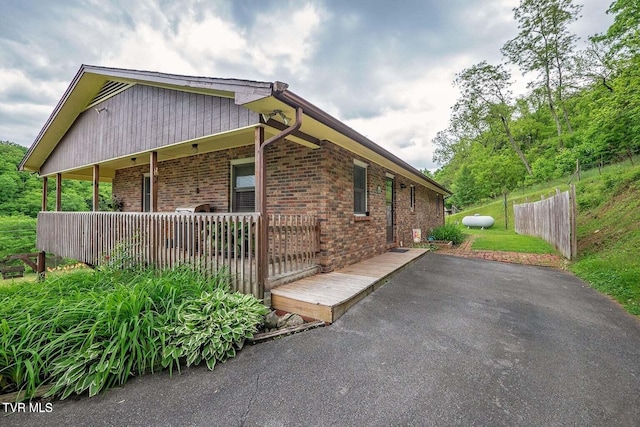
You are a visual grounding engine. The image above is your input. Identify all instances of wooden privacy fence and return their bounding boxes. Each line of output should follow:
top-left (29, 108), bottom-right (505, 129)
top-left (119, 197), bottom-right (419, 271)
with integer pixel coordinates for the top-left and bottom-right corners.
top-left (37, 212), bottom-right (319, 297)
top-left (513, 186), bottom-right (577, 259)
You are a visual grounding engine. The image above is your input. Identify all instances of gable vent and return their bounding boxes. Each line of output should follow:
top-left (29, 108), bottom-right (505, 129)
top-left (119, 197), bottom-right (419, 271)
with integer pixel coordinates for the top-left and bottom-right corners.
top-left (85, 80), bottom-right (133, 110)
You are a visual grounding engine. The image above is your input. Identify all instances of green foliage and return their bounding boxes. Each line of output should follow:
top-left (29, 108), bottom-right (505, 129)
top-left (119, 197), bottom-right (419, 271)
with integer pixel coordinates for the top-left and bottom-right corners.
top-left (0, 216), bottom-right (37, 260)
top-left (450, 165), bottom-right (478, 208)
top-left (161, 290), bottom-right (268, 371)
top-left (449, 158), bottom-right (640, 316)
top-left (433, 1), bottom-right (640, 207)
top-left (0, 266), bottom-right (267, 400)
top-left (0, 141), bottom-right (113, 218)
top-left (570, 164), bottom-right (640, 314)
top-left (430, 223), bottom-right (466, 245)
top-left (467, 228), bottom-right (558, 254)
top-left (597, 0), bottom-right (640, 55)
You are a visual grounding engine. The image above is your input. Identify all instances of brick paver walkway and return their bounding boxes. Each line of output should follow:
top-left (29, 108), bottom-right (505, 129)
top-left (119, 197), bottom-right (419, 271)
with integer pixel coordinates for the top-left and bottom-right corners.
top-left (435, 236), bottom-right (567, 269)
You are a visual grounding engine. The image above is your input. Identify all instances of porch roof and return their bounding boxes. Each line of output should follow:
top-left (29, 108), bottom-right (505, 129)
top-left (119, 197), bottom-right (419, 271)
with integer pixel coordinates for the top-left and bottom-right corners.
top-left (20, 65), bottom-right (450, 195)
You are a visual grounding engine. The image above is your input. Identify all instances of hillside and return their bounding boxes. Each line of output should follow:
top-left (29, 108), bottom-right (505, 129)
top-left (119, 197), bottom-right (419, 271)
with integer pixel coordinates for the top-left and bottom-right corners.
top-left (0, 140), bottom-right (113, 217)
top-left (449, 159), bottom-right (640, 315)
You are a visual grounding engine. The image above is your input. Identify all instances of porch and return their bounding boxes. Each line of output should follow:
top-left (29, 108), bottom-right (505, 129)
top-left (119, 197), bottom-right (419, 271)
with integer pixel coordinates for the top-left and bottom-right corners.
top-left (36, 211), bottom-right (319, 299)
top-left (271, 248), bottom-right (428, 323)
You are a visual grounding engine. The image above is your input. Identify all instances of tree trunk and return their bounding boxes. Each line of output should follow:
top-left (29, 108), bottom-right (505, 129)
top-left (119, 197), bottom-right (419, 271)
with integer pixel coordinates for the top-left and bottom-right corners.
top-left (501, 116), bottom-right (533, 175)
top-left (553, 33), bottom-right (573, 135)
top-left (544, 62), bottom-right (564, 148)
top-left (544, 74), bottom-right (563, 147)
top-left (560, 102), bottom-right (573, 134)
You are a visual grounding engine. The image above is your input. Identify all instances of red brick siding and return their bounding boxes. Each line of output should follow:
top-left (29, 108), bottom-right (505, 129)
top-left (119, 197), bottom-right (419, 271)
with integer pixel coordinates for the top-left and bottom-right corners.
top-left (319, 142), bottom-right (387, 271)
top-left (393, 176), bottom-right (445, 246)
top-left (112, 138), bottom-right (444, 272)
top-left (113, 145), bottom-right (254, 213)
top-left (264, 140), bottom-right (324, 215)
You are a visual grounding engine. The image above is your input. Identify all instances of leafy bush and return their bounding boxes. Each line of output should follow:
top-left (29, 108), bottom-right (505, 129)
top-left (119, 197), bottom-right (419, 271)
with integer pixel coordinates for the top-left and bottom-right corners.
top-left (430, 223), bottom-right (466, 245)
top-left (0, 215), bottom-right (36, 260)
top-left (161, 290), bottom-right (267, 371)
top-left (0, 266), bottom-right (267, 400)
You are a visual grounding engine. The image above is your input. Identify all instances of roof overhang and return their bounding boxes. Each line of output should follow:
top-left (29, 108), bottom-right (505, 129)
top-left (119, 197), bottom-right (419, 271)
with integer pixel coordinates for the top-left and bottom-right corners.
top-left (21, 65), bottom-right (450, 195)
top-left (244, 90), bottom-right (451, 195)
top-left (19, 65), bottom-right (273, 173)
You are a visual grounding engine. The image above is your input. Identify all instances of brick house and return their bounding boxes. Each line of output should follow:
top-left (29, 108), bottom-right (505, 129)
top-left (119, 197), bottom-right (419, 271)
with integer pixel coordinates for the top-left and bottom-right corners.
top-left (20, 65), bottom-right (450, 299)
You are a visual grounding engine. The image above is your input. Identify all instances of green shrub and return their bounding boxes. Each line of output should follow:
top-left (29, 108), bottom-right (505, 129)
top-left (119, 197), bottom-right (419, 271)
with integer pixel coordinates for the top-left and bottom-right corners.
top-left (0, 215), bottom-right (36, 260)
top-left (430, 223), bottom-right (466, 245)
top-left (161, 290), bottom-right (268, 371)
top-left (0, 266), bottom-right (267, 400)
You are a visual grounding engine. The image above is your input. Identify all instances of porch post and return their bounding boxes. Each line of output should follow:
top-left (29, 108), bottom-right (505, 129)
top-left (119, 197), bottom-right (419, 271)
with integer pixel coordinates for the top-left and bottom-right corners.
top-left (55, 173), bottom-right (62, 211)
top-left (150, 151), bottom-right (158, 212)
top-left (41, 176), bottom-right (48, 212)
top-left (255, 126), bottom-right (267, 297)
top-left (92, 164), bottom-right (100, 211)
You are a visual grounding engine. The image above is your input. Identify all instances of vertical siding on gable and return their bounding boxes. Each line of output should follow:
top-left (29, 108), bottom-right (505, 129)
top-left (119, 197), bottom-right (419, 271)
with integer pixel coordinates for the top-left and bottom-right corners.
top-left (40, 84), bottom-right (260, 175)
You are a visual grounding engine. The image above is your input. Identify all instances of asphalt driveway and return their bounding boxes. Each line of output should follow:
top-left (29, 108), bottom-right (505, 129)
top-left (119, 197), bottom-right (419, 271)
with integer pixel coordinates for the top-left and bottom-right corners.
top-left (5, 254), bottom-right (640, 426)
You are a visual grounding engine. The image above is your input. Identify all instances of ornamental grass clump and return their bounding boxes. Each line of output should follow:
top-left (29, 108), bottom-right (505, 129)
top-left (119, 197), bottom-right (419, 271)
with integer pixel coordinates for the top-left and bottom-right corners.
top-left (0, 266), bottom-right (267, 400)
top-left (430, 223), bottom-right (466, 245)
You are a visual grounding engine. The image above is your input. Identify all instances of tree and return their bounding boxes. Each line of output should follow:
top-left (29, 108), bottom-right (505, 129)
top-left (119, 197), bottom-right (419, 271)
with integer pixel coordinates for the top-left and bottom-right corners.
top-left (452, 61), bottom-right (533, 175)
top-left (0, 141), bottom-right (112, 217)
top-left (596, 0), bottom-right (640, 56)
top-left (502, 0), bottom-right (582, 146)
top-left (574, 39), bottom-right (617, 92)
top-left (450, 165), bottom-right (478, 209)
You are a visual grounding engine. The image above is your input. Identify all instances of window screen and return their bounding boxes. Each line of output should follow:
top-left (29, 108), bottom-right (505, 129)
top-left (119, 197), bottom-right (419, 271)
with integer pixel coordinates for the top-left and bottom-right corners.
top-left (143, 175), bottom-right (151, 212)
top-left (232, 163), bottom-right (255, 212)
top-left (354, 164), bottom-right (367, 214)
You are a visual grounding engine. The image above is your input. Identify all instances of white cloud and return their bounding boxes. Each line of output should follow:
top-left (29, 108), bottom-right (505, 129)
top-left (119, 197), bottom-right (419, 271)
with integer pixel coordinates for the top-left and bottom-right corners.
top-left (0, 0), bottom-right (615, 170)
top-left (247, 4), bottom-right (324, 78)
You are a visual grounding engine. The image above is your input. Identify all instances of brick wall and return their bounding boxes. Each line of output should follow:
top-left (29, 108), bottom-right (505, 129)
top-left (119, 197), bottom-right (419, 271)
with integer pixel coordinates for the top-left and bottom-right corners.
top-left (112, 138), bottom-right (444, 272)
top-left (113, 145), bottom-right (254, 213)
top-left (393, 176), bottom-right (445, 247)
top-left (319, 142), bottom-right (387, 271)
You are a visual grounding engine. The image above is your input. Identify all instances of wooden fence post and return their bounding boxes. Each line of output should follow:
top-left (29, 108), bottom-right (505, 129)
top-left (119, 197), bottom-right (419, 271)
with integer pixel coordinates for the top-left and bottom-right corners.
top-left (503, 191), bottom-right (508, 230)
top-left (570, 184), bottom-right (578, 260)
top-left (37, 251), bottom-right (46, 281)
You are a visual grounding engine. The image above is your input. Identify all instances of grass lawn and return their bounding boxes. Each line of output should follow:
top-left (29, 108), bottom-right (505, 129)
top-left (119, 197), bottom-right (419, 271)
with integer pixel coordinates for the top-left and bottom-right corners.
top-left (464, 227), bottom-right (559, 254)
top-left (0, 272), bottom-right (37, 286)
top-left (448, 158), bottom-right (640, 316)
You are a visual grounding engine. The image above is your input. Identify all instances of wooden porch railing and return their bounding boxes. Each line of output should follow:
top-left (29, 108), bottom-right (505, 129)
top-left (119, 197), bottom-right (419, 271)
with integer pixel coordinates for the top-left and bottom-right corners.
top-left (36, 212), bottom-right (319, 298)
top-left (267, 214), bottom-right (319, 279)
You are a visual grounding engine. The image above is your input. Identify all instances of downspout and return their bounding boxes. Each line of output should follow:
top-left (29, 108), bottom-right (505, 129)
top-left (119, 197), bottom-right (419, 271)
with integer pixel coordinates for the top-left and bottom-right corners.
top-left (256, 104), bottom-right (303, 296)
top-left (262, 106), bottom-right (303, 149)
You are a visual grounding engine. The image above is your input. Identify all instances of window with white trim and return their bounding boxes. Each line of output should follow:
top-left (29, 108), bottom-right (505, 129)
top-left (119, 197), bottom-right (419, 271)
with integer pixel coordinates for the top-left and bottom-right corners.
top-left (353, 160), bottom-right (368, 215)
top-left (231, 159), bottom-right (255, 212)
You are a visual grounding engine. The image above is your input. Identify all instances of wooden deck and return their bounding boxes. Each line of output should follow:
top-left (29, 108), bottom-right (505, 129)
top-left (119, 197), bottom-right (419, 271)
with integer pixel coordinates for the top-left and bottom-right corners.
top-left (270, 248), bottom-right (428, 323)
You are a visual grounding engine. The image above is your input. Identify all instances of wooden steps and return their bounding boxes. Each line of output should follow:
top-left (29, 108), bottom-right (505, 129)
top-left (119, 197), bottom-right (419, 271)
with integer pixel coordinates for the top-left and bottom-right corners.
top-left (270, 248), bottom-right (428, 323)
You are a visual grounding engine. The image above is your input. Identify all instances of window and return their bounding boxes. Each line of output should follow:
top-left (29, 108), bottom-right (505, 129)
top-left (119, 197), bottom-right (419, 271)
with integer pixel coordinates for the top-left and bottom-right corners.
top-left (142, 174), bottom-right (151, 212)
top-left (231, 160), bottom-right (255, 212)
top-left (410, 185), bottom-right (416, 211)
top-left (353, 160), bottom-right (368, 214)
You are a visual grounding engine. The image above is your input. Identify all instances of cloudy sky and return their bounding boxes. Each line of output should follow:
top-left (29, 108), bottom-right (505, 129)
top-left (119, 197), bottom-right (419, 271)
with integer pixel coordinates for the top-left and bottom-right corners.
top-left (0, 0), bottom-right (613, 171)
